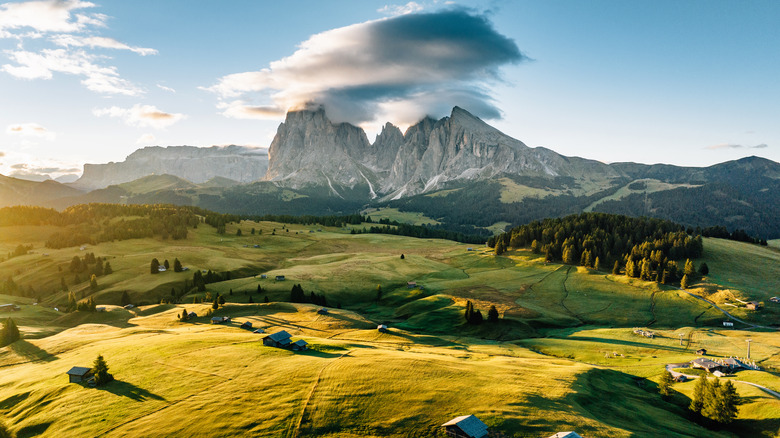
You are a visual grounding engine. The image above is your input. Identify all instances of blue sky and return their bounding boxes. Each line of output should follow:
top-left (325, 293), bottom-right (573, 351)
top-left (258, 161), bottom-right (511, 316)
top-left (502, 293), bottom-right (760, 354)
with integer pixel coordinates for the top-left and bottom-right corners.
top-left (1, 0), bottom-right (778, 181)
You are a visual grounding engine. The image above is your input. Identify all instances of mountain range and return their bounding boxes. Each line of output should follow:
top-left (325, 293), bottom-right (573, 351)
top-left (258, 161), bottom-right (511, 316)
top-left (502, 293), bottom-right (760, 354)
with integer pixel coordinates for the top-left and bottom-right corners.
top-left (2, 106), bottom-right (778, 238)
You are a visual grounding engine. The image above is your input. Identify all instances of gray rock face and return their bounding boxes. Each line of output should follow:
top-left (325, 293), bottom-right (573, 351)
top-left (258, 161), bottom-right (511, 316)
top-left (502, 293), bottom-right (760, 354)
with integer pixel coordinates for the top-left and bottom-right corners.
top-left (72, 145), bottom-right (268, 190)
top-left (266, 106), bottom-right (620, 199)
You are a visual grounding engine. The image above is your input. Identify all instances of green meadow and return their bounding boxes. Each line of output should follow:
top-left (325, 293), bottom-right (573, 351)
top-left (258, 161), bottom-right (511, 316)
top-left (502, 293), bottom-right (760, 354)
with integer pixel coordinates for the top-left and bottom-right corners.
top-left (1, 220), bottom-right (778, 437)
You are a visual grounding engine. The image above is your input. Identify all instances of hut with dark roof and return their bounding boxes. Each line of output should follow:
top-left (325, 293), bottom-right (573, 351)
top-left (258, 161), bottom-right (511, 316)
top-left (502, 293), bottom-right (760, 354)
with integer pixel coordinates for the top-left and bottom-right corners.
top-left (441, 415), bottom-right (488, 438)
top-left (66, 366), bottom-right (93, 383)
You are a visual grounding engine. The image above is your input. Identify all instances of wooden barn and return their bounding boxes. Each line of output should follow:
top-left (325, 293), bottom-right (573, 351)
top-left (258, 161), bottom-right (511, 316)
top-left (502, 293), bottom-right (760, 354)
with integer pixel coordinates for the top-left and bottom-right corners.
top-left (377, 324), bottom-right (388, 333)
top-left (66, 366), bottom-right (93, 383)
top-left (263, 330), bottom-right (292, 348)
top-left (746, 301), bottom-right (762, 310)
top-left (291, 339), bottom-right (308, 351)
top-left (275, 275), bottom-right (286, 281)
top-left (441, 415), bottom-right (488, 438)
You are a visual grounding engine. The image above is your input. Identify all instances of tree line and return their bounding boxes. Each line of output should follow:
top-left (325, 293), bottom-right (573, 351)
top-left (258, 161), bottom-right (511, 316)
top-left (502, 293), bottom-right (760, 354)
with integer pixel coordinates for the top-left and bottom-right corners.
top-left (490, 213), bottom-right (705, 286)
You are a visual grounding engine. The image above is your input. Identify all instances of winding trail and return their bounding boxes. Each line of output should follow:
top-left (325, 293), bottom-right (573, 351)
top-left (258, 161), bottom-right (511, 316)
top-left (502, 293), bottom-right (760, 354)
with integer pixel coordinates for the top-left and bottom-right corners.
top-left (675, 288), bottom-right (779, 331)
top-left (664, 363), bottom-right (780, 400)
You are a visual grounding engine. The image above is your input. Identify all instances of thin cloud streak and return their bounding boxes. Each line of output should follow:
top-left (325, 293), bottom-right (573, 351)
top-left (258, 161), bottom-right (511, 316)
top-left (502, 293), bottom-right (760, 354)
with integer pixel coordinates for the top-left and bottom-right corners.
top-left (705, 143), bottom-right (769, 150)
top-left (207, 9), bottom-right (525, 126)
top-left (93, 104), bottom-right (186, 129)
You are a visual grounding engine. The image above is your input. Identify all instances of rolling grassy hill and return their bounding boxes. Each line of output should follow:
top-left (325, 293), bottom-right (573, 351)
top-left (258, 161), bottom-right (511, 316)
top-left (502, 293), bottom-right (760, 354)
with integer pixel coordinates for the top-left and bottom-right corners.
top-left (1, 218), bottom-right (779, 437)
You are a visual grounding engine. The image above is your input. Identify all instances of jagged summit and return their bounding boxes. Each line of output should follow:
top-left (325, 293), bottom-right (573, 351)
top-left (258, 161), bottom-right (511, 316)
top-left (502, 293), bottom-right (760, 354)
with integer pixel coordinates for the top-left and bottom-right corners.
top-left (264, 106), bottom-right (620, 199)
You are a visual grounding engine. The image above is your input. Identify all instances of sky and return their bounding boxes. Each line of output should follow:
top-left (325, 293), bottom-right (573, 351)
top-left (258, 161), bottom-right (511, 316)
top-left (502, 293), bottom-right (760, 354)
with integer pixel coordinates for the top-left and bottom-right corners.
top-left (1, 0), bottom-right (778, 181)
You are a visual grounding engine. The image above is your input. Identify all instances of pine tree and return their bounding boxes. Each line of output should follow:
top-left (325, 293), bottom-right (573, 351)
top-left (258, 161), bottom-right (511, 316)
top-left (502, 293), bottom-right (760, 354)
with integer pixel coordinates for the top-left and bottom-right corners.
top-left (684, 259), bottom-right (696, 277)
top-left (218, 295), bottom-right (225, 306)
top-left (593, 256), bottom-right (600, 271)
top-left (180, 309), bottom-right (188, 322)
top-left (92, 354), bottom-right (113, 386)
top-left (487, 305), bottom-right (499, 322)
top-left (717, 380), bottom-right (741, 424)
top-left (376, 285), bottom-right (382, 302)
top-left (640, 258), bottom-right (653, 281)
top-left (173, 258), bottom-right (183, 272)
top-left (471, 309), bottom-right (483, 324)
top-left (150, 258), bottom-right (160, 274)
top-left (212, 297), bottom-right (219, 310)
top-left (61, 276), bottom-right (68, 291)
top-left (90, 274), bottom-right (98, 292)
top-left (67, 291), bottom-right (77, 312)
top-left (120, 291), bottom-right (131, 306)
top-left (612, 260), bottom-right (620, 275)
top-left (690, 375), bottom-right (708, 415)
top-left (658, 370), bottom-right (674, 399)
top-left (264, 296), bottom-right (269, 303)
top-left (680, 274), bottom-right (690, 289)
top-left (236, 229), bottom-right (242, 236)
top-left (164, 260), bottom-right (170, 270)
top-left (248, 295), bottom-right (254, 303)
top-left (698, 262), bottom-right (709, 276)
top-left (702, 377), bottom-right (722, 421)
top-left (494, 239), bottom-right (506, 255)
top-left (465, 301), bottom-right (474, 323)
top-left (103, 261), bottom-right (112, 275)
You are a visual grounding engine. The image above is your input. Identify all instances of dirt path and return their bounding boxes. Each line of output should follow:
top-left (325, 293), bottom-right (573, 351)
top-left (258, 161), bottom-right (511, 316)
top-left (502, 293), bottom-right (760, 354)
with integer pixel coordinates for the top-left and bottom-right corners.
top-left (675, 288), bottom-right (779, 331)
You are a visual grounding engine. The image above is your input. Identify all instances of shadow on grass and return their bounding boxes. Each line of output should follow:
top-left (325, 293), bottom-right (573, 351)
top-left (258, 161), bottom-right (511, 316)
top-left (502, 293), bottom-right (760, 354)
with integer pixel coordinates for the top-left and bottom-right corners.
top-left (298, 349), bottom-right (343, 359)
top-left (95, 380), bottom-right (166, 402)
top-left (16, 421), bottom-right (52, 438)
top-left (9, 340), bottom-right (57, 362)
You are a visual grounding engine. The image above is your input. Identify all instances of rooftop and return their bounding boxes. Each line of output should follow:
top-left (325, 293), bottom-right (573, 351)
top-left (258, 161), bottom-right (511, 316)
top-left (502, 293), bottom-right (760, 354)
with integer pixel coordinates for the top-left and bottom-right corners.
top-left (441, 415), bottom-right (488, 438)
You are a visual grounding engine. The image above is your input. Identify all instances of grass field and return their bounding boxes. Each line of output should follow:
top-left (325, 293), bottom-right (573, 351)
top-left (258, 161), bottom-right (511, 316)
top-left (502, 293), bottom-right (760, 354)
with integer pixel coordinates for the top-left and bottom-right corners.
top-left (1, 219), bottom-right (779, 437)
top-left (360, 207), bottom-right (440, 226)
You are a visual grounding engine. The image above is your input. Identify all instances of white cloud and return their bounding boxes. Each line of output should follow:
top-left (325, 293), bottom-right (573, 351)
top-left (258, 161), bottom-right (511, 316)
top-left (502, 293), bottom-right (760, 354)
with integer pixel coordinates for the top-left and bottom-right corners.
top-left (705, 143), bottom-right (769, 150)
top-left (156, 83), bottom-right (175, 93)
top-left (93, 104), bottom-right (186, 129)
top-left (0, 149), bottom-right (81, 180)
top-left (2, 48), bottom-right (143, 95)
top-left (206, 10), bottom-right (524, 125)
top-left (136, 133), bottom-right (156, 144)
top-left (50, 34), bottom-right (157, 55)
top-left (0, 0), bottom-right (101, 34)
top-left (378, 2), bottom-right (424, 16)
top-left (0, 1), bottom-right (155, 96)
top-left (5, 122), bottom-right (56, 140)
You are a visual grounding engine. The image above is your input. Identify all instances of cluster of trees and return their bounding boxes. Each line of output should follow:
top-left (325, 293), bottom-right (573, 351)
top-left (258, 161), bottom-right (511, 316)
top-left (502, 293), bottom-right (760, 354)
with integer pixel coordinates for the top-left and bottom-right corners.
top-left (68, 253), bottom-right (112, 284)
top-left (490, 213), bottom-right (705, 286)
top-left (192, 269), bottom-right (231, 292)
top-left (0, 318), bottom-right (20, 347)
top-left (700, 226), bottom-right (768, 246)
top-left (464, 301), bottom-right (499, 324)
top-left (253, 213), bottom-right (368, 227)
top-left (289, 284), bottom-right (327, 306)
top-left (66, 291), bottom-right (97, 312)
top-left (5, 244), bottom-right (32, 261)
top-left (689, 376), bottom-right (741, 425)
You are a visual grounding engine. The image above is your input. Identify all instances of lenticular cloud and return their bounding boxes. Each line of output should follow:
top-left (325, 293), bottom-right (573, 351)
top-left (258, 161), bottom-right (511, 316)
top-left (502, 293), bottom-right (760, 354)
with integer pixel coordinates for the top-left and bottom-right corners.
top-left (208, 9), bottom-right (526, 126)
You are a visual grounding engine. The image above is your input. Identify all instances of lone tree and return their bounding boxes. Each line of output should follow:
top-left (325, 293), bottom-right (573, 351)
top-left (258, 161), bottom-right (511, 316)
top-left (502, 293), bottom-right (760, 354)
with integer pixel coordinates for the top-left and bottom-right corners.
top-left (658, 370), bottom-right (674, 399)
top-left (487, 305), bottom-right (499, 323)
top-left (150, 258), bottom-right (160, 274)
top-left (92, 354), bottom-right (114, 386)
top-left (680, 274), bottom-right (690, 289)
top-left (179, 309), bottom-right (189, 322)
top-left (173, 258), bottom-right (183, 272)
top-left (90, 274), bottom-right (98, 292)
top-left (1, 318), bottom-right (20, 347)
top-left (400, 254), bottom-right (405, 260)
top-left (103, 261), bottom-right (112, 275)
top-left (120, 291), bottom-right (131, 306)
top-left (612, 260), bottom-right (620, 275)
top-left (698, 262), bottom-right (709, 276)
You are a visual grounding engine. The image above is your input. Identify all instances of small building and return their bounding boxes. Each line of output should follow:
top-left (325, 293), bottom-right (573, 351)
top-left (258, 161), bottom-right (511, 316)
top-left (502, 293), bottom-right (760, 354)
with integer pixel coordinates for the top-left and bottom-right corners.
top-left (467, 247), bottom-right (474, 251)
top-left (713, 370), bottom-right (726, 378)
top-left (253, 328), bottom-right (265, 334)
top-left (407, 281), bottom-right (417, 289)
top-left (123, 304), bottom-right (134, 309)
top-left (746, 301), bottom-right (761, 310)
top-left (187, 311), bottom-right (197, 319)
top-left (263, 330), bottom-right (292, 348)
top-left (377, 324), bottom-right (388, 333)
top-left (696, 348), bottom-right (707, 355)
top-left (723, 321), bottom-right (734, 327)
top-left (691, 358), bottom-right (723, 373)
top-left (317, 308), bottom-right (329, 315)
top-left (547, 433), bottom-right (584, 438)
top-left (96, 307), bottom-right (106, 312)
top-left (291, 339), bottom-right (308, 351)
top-left (253, 245), bottom-right (260, 248)
top-left (721, 358), bottom-right (743, 371)
top-left (157, 266), bottom-right (166, 272)
top-left (674, 375), bottom-right (687, 383)
top-left (240, 321), bottom-right (253, 329)
top-left (275, 275), bottom-right (285, 281)
top-left (181, 267), bottom-right (189, 271)
top-left (211, 316), bottom-right (230, 324)
top-left (260, 274), bottom-right (267, 279)
top-left (441, 415), bottom-right (488, 438)
top-left (66, 366), bottom-right (93, 383)
top-left (769, 296), bottom-right (779, 303)
top-left (0, 304), bottom-right (21, 312)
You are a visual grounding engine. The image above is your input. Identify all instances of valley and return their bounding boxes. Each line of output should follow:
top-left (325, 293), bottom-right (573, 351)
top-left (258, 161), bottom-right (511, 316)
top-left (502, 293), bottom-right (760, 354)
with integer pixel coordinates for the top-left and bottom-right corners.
top-left (1, 212), bottom-right (778, 437)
